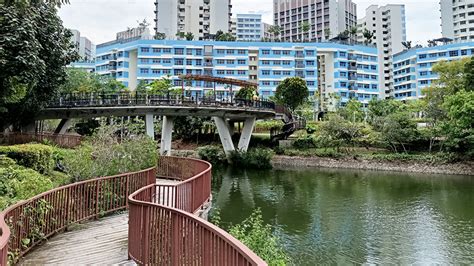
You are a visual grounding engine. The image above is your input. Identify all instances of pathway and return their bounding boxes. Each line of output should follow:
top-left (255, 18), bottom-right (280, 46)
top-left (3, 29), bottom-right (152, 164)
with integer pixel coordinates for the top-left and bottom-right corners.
top-left (19, 179), bottom-right (179, 265)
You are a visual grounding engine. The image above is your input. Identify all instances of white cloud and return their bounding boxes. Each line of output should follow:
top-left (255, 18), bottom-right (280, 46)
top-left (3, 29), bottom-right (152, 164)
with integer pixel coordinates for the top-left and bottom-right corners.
top-left (59, 0), bottom-right (441, 45)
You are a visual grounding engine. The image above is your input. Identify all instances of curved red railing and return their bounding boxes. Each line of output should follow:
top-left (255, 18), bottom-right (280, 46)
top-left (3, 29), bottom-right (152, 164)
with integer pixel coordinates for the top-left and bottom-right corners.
top-left (0, 132), bottom-right (83, 148)
top-left (129, 157), bottom-right (267, 266)
top-left (0, 166), bottom-right (156, 265)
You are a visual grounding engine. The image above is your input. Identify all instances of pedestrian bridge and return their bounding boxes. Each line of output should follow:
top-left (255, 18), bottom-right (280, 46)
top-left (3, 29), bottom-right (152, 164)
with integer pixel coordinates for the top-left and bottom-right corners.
top-left (0, 157), bottom-right (266, 265)
top-left (37, 92), bottom-right (278, 156)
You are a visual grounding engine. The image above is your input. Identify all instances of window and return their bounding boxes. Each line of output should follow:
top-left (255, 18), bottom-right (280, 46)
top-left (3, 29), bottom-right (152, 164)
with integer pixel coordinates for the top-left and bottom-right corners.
top-left (238, 59), bottom-right (246, 64)
top-left (140, 68), bottom-right (149, 74)
top-left (217, 49), bottom-right (225, 54)
top-left (195, 59), bottom-right (202, 66)
top-left (418, 54), bottom-right (427, 59)
top-left (262, 81), bottom-right (271, 86)
top-left (186, 59), bottom-right (193, 65)
top-left (340, 62), bottom-right (347, 67)
top-left (370, 65), bottom-right (376, 70)
top-left (306, 60), bottom-right (315, 66)
top-left (217, 70), bottom-right (225, 75)
top-left (273, 60), bottom-right (281, 65)
top-left (238, 49), bottom-right (246, 54)
top-left (438, 52), bottom-right (446, 57)
top-left (461, 49), bottom-right (468, 55)
top-left (196, 49), bottom-right (202, 55)
top-left (274, 71), bottom-right (281, 75)
top-left (152, 59), bottom-right (161, 63)
top-left (307, 81), bottom-right (315, 86)
top-left (262, 60), bottom-right (270, 65)
top-left (141, 48), bottom-right (150, 53)
top-left (262, 70), bottom-right (270, 75)
top-left (217, 59), bottom-right (225, 64)
top-left (152, 48), bottom-right (161, 53)
top-left (262, 49), bottom-right (270, 55)
top-left (175, 59), bottom-right (183, 65)
top-left (174, 48), bottom-right (184, 55)
top-left (282, 50), bottom-right (291, 55)
top-left (174, 69), bottom-right (183, 75)
top-left (282, 71), bottom-right (291, 75)
top-left (339, 51), bottom-right (346, 57)
top-left (163, 69), bottom-right (171, 74)
top-left (282, 61), bottom-right (291, 65)
top-left (429, 53), bottom-right (437, 58)
top-left (449, 50), bottom-right (459, 57)
top-left (227, 49), bottom-right (235, 54)
top-left (226, 70), bottom-right (234, 75)
top-left (140, 59), bottom-right (148, 63)
top-left (226, 60), bottom-right (235, 64)
top-left (273, 50), bottom-right (281, 55)
top-left (306, 50), bottom-right (315, 56)
top-left (163, 48), bottom-right (171, 53)
top-left (152, 69), bottom-right (160, 74)
top-left (306, 71), bottom-right (315, 76)
top-left (186, 49), bottom-right (193, 55)
top-left (237, 70), bottom-right (246, 75)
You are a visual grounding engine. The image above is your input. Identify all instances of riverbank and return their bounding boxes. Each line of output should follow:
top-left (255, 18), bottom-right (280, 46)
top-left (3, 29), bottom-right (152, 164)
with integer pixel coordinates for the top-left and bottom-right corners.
top-left (272, 155), bottom-right (474, 176)
top-left (171, 150), bottom-right (474, 176)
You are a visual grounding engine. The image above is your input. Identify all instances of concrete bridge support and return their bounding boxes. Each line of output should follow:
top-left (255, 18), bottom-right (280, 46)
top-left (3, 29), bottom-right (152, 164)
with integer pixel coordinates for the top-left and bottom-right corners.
top-left (237, 117), bottom-right (256, 152)
top-left (54, 119), bottom-right (72, 134)
top-left (145, 114), bottom-right (155, 139)
top-left (160, 116), bottom-right (174, 156)
top-left (213, 117), bottom-right (235, 157)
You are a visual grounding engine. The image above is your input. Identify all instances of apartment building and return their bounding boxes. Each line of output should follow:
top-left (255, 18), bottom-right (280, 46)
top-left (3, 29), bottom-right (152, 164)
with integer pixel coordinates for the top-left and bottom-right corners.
top-left (234, 13), bottom-right (264, 41)
top-left (95, 40), bottom-right (378, 109)
top-left (273, 0), bottom-right (357, 43)
top-left (70, 29), bottom-right (96, 61)
top-left (392, 42), bottom-right (474, 100)
top-left (440, 0), bottom-right (474, 42)
top-left (357, 4), bottom-right (407, 98)
top-left (154, 0), bottom-right (232, 41)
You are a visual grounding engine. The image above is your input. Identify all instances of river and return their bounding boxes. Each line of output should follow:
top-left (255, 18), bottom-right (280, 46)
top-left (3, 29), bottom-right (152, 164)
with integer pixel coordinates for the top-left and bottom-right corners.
top-left (211, 167), bottom-right (474, 265)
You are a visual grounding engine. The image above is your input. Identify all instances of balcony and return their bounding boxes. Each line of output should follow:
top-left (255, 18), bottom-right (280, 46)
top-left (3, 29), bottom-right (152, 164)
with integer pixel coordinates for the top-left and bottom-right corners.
top-left (295, 63), bottom-right (305, 68)
top-left (204, 62), bottom-right (213, 67)
top-left (348, 54), bottom-right (357, 61)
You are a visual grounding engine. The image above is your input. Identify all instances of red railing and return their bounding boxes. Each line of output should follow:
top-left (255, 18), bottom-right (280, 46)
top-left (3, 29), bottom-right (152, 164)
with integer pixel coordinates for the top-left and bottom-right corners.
top-left (0, 166), bottom-right (156, 265)
top-left (129, 157), bottom-right (267, 266)
top-left (0, 132), bottom-right (83, 148)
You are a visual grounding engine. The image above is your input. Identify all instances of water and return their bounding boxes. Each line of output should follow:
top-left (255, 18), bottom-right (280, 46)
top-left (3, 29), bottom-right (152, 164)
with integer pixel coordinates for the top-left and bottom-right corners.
top-left (211, 167), bottom-right (474, 265)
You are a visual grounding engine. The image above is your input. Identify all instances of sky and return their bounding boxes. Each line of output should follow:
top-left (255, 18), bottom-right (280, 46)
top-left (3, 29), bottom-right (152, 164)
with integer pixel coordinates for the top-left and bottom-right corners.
top-left (59, 0), bottom-right (441, 45)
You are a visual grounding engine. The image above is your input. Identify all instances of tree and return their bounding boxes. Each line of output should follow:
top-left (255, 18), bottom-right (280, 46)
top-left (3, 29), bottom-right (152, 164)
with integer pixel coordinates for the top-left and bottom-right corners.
top-left (176, 31), bottom-right (186, 40)
top-left (463, 56), bottom-right (474, 90)
top-left (216, 32), bottom-right (236, 41)
top-left (2, 0), bottom-right (69, 7)
top-left (135, 80), bottom-right (149, 93)
top-left (185, 32), bottom-right (194, 41)
top-left (0, 3), bottom-right (78, 129)
top-left (401, 41), bottom-right (412, 50)
top-left (148, 76), bottom-right (177, 95)
top-left (339, 99), bottom-right (364, 122)
top-left (362, 28), bottom-right (374, 45)
top-left (235, 86), bottom-right (258, 99)
top-left (60, 69), bottom-right (101, 93)
top-left (274, 77), bottom-right (309, 111)
top-left (214, 30), bottom-right (224, 40)
top-left (349, 26), bottom-right (358, 44)
top-left (299, 22), bottom-right (311, 42)
top-left (324, 28), bottom-right (331, 40)
top-left (427, 39), bottom-right (438, 47)
top-left (380, 111), bottom-right (418, 153)
top-left (268, 25), bottom-right (282, 42)
top-left (442, 90), bottom-right (474, 156)
top-left (154, 32), bottom-right (166, 40)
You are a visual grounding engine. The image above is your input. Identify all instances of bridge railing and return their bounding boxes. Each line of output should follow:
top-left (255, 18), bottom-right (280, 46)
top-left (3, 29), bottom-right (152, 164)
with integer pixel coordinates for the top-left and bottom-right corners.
top-left (0, 133), bottom-right (83, 148)
top-left (128, 156), bottom-right (267, 266)
top-left (0, 166), bottom-right (156, 265)
top-left (48, 92), bottom-right (276, 111)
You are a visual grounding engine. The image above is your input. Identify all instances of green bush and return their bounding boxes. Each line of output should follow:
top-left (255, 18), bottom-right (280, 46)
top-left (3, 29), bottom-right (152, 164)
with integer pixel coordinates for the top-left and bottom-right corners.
top-left (229, 148), bottom-right (274, 169)
top-left (228, 209), bottom-right (289, 266)
top-left (0, 155), bottom-right (17, 168)
top-left (0, 144), bottom-right (55, 174)
top-left (197, 145), bottom-right (227, 165)
top-left (293, 137), bottom-right (316, 149)
top-left (0, 167), bottom-right (53, 205)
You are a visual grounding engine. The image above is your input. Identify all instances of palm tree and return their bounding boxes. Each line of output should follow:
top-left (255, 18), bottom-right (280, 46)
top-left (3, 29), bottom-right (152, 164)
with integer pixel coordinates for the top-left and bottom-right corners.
top-left (176, 31), bottom-right (186, 40)
top-left (299, 22), bottom-right (311, 42)
top-left (324, 28), bottom-right (331, 40)
top-left (362, 28), bottom-right (374, 45)
top-left (154, 32), bottom-right (166, 40)
top-left (269, 25), bottom-right (282, 42)
top-left (401, 41), bottom-right (412, 50)
top-left (185, 32), bottom-right (194, 41)
top-left (349, 26), bottom-right (358, 44)
top-left (427, 39), bottom-right (438, 47)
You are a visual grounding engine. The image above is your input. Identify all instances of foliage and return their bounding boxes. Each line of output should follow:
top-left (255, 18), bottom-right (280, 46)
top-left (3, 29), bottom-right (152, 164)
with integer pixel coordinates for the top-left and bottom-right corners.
top-left (293, 136), bottom-right (316, 149)
top-left (0, 155), bottom-right (17, 168)
top-left (362, 28), bottom-right (374, 45)
top-left (255, 120), bottom-right (284, 132)
top-left (215, 30), bottom-right (236, 41)
top-left (318, 114), bottom-right (364, 151)
top-left (154, 32), bottom-right (166, 40)
top-left (229, 148), bottom-right (274, 169)
top-left (173, 117), bottom-right (205, 140)
top-left (62, 124), bottom-right (157, 182)
top-left (0, 144), bottom-right (55, 174)
top-left (60, 68), bottom-right (127, 94)
top-left (197, 145), bottom-right (227, 165)
top-left (379, 111), bottom-right (419, 153)
top-left (464, 57), bottom-right (474, 90)
top-left (235, 86), bottom-right (259, 99)
top-left (275, 77), bottom-right (309, 111)
top-left (228, 209), bottom-right (289, 266)
top-left (0, 3), bottom-right (78, 129)
top-left (338, 99), bottom-right (364, 122)
top-left (148, 76), bottom-right (180, 95)
top-left (442, 90), bottom-right (474, 156)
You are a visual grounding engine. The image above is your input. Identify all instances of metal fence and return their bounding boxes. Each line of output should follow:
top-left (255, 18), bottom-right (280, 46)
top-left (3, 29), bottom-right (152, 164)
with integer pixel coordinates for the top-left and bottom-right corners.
top-left (48, 92), bottom-right (276, 111)
top-left (0, 133), bottom-right (83, 148)
top-left (0, 167), bottom-right (156, 265)
top-left (128, 157), bottom-right (267, 266)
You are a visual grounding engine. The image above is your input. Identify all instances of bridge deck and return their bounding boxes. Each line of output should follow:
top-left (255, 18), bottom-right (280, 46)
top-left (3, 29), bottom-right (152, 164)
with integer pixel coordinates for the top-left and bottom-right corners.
top-left (19, 179), bottom-right (179, 265)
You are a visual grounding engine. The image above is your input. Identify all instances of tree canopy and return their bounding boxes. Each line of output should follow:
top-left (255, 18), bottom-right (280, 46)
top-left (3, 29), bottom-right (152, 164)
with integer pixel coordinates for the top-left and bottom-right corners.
top-left (274, 77), bottom-right (309, 111)
top-left (0, 2), bottom-right (78, 129)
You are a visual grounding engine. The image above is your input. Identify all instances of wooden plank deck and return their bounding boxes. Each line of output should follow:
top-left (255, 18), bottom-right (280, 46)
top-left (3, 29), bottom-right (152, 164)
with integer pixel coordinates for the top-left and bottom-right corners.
top-left (19, 179), bottom-right (179, 265)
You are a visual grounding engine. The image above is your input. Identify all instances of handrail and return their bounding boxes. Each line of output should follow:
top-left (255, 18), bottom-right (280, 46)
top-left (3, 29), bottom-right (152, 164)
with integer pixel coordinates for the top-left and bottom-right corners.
top-left (0, 132), bottom-right (83, 148)
top-left (128, 156), bottom-right (267, 266)
top-left (47, 92), bottom-right (276, 111)
top-left (0, 166), bottom-right (157, 265)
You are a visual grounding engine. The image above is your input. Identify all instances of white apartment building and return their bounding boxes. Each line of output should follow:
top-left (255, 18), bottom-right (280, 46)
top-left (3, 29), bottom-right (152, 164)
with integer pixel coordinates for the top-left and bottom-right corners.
top-left (154, 0), bottom-right (232, 41)
top-left (440, 0), bottom-right (474, 42)
top-left (235, 13), bottom-right (264, 41)
top-left (70, 29), bottom-right (96, 61)
top-left (357, 4), bottom-right (407, 98)
top-left (273, 0), bottom-right (357, 42)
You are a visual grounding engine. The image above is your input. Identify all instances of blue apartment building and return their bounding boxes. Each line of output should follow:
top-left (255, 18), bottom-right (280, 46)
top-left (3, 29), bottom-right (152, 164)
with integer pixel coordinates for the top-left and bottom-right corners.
top-left (95, 39), bottom-right (379, 107)
top-left (235, 13), bottom-right (264, 41)
top-left (392, 42), bottom-right (474, 100)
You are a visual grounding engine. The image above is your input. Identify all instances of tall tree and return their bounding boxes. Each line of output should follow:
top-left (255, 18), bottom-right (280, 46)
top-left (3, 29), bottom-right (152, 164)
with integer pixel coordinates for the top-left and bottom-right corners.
top-left (268, 25), bottom-right (282, 42)
top-left (401, 41), bottom-right (412, 50)
top-left (464, 56), bottom-right (474, 90)
top-left (349, 26), bottom-right (358, 44)
top-left (275, 77), bottom-right (309, 111)
top-left (324, 28), bottom-right (331, 40)
top-left (299, 22), bottom-right (311, 42)
top-left (0, 3), bottom-right (78, 129)
top-left (362, 28), bottom-right (374, 45)
top-left (185, 32), bottom-right (194, 41)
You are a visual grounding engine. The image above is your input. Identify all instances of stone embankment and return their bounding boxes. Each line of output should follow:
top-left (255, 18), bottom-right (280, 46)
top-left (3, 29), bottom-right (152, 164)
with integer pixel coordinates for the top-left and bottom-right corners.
top-left (272, 156), bottom-right (474, 176)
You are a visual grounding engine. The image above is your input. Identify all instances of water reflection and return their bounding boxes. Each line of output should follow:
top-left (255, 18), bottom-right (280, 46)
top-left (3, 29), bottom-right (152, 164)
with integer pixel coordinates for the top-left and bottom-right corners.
top-left (211, 167), bottom-right (474, 265)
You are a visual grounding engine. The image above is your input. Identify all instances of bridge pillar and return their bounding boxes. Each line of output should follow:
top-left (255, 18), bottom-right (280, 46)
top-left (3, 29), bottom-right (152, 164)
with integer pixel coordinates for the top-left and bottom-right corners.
top-left (237, 117), bottom-right (256, 152)
top-left (145, 114), bottom-right (155, 139)
top-left (54, 119), bottom-right (72, 134)
top-left (213, 117), bottom-right (235, 157)
top-left (160, 116), bottom-right (174, 156)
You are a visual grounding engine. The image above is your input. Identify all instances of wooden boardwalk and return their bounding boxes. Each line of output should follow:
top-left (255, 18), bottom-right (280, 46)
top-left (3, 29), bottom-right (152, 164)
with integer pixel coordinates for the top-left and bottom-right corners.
top-left (19, 179), bottom-right (180, 265)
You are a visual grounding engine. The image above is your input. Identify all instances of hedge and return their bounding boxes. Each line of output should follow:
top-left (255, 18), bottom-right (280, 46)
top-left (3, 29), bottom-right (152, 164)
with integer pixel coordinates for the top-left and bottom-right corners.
top-left (0, 144), bottom-right (55, 174)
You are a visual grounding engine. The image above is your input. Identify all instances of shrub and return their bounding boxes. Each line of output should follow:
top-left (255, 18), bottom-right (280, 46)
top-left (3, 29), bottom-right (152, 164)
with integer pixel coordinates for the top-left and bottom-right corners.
top-left (229, 209), bottom-right (289, 266)
top-left (0, 144), bottom-right (55, 174)
top-left (197, 145), bottom-right (226, 165)
top-left (293, 136), bottom-right (316, 149)
top-left (0, 167), bottom-right (53, 203)
top-left (229, 148), bottom-right (274, 169)
top-left (0, 155), bottom-right (17, 168)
